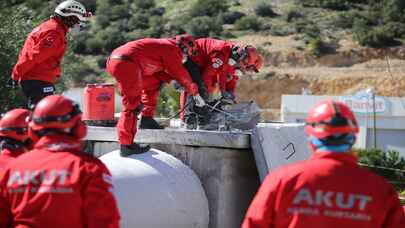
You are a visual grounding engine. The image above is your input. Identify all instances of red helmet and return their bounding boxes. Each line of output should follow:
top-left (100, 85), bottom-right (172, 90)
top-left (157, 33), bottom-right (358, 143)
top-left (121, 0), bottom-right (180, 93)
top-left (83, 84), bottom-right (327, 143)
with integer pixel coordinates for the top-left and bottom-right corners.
top-left (0, 109), bottom-right (30, 142)
top-left (175, 33), bottom-right (197, 56)
top-left (236, 45), bottom-right (263, 73)
top-left (305, 100), bottom-right (359, 139)
top-left (29, 95), bottom-right (87, 140)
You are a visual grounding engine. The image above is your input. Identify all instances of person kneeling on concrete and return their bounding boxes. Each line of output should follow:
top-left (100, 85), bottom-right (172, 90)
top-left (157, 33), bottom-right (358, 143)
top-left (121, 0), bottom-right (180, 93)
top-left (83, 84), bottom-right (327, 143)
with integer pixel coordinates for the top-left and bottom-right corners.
top-left (0, 108), bottom-right (31, 170)
top-left (0, 95), bottom-right (120, 228)
top-left (242, 100), bottom-right (405, 228)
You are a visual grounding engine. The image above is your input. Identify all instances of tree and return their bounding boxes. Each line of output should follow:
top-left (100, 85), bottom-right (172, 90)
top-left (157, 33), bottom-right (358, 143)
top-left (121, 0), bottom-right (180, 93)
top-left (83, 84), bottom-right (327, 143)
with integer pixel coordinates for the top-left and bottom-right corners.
top-left (0, 6), bottom-right (35, 111)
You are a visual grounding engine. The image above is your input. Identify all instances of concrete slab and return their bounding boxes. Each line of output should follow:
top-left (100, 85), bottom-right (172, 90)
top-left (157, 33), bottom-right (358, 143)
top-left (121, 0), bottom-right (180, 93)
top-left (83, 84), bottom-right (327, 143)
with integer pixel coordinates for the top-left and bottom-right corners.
top-left (88, 141), bottom-right (260, 228)
top-left (86, 126), bottom-right (251, 149)
top-left (251, 123), bottom-right (311, 181)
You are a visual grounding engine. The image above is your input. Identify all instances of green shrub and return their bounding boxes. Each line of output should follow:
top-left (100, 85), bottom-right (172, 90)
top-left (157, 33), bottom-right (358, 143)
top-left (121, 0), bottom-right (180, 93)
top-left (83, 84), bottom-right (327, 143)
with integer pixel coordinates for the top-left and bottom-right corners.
top-left (356, 148), bottom-right (405, 184)
top-left (254, 2), bottom-right (277, 17)
top-left (162, 19), bottom-right (187, 37)
top-left (150, 6), bottom-right (165, 16)
top-left (306, 38), bottom-right (325, 57)
top-left (128, 13), bottom-right (150, 30)
top-left (302, 24), bottom-right (321, 39)
top-left (96, 56), bottom-right (108, 69)
top-left (189, 0), bottom-right (229, 17)
top-left (353, 19), bottom-right (397, 47)
top-left (221, 11), bottom-right (245, 24)
top-left (85, 37), bottom-right (104, 54)
top-left (156, 85), bottom-right (180, 117)
top-left (234, 15), bottom-right (261, 31)
top-left (133, 0), bottom-right (155, 10)
top-left (269, 24), bottom-right (295, 36)
top-left (59, 39), bottom-right (98, 90)
top-left (95, 14), bottom-right (111, 28)
top-left (185, 16), bottom-right (222, 38)
top-left (384, 22), bottom-right (405, 38)
top-left (110, 4), bottom-right (131, 20)
top-left (299, 0), bottom-right (349, 10)
top-left (285, 8), bottom-right (303, 22)
top-left (382, 0), bottom-right (405, 22)
top-left (333, 11), bottom-right (359, 29)
top-left (144, 16), bottom-right (165, 38)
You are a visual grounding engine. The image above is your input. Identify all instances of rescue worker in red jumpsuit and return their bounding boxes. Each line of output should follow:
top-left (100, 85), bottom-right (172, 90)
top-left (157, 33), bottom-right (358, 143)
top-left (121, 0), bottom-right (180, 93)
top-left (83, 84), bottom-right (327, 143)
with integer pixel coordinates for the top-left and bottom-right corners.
top-left (0, 108), bottom-right (30, 170)
top-left (180, 38), bottom-right (263, 129)
top-left (0, 95), bottom-right (120, 228)
top-left (106, 36), bottom-right (205, 156)
top-left (242, 100), bottom-right (405, 228)
top-left (10, 0), bottom-right (92, 108)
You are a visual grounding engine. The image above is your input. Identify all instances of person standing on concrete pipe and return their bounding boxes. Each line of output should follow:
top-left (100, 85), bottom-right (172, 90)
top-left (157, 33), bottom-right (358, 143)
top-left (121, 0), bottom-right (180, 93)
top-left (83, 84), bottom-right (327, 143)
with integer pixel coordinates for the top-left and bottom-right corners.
top-left (9, 0), bottom-right (92, 109)
top-left (0, 95), bottom-right (120, 228)
top-left (0, 108), bottom-right (31, 170)
top-left (106, 36), bottom-right (205, 156)
top-left (242, 100), bottom-right (405, 228)
top-left (179, 38), bottom-right (263, 129)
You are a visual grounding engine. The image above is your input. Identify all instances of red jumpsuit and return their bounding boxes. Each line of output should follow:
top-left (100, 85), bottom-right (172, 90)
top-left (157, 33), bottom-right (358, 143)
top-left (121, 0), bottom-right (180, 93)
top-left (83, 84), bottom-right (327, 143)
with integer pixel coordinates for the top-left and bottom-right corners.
top-left (242, 152), bottom-right (405, 228)
top-left (0, 148), bottom-right (24, 170)
top-left (0, 135), bottom-right (120, 228)
top-left (192, 38), bottom-right (238, 93)
top-left (106, 38), bottom-right (198, 145)
top-left (179, 38), bottom-right (239, 119)
top-left (12, 17), bottom-right (68, 84)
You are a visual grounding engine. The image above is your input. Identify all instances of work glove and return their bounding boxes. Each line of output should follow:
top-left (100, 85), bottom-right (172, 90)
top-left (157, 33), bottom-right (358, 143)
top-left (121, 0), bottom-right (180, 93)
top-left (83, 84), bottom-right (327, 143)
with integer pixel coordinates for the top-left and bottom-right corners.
top-left (221, 91), bottom-right (236, 104)
top-left (193, 94), bottom-right (206, 107)
top-left (7, 78), bottom-right (19, 89)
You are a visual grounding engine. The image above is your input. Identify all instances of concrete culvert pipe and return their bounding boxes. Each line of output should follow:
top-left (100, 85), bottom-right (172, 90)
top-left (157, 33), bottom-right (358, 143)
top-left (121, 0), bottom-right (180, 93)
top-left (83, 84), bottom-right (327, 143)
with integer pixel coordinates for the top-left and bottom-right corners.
top-left (100, 149), bottom-right (209, 228)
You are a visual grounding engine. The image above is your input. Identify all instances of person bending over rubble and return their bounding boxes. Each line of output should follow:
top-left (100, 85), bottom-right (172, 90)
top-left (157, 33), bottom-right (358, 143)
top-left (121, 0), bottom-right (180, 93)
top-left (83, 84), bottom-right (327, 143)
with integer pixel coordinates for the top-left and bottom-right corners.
top-left (242, 100), bottom-right (405, 228)
top-left (10, 0), bottom-right (92, 109)
top-left (106, 35), bottom-right (205, 155)
top-left (179, 38), bottom-right (263, 130)
top-left (0, 95), bottom-right (120, 228)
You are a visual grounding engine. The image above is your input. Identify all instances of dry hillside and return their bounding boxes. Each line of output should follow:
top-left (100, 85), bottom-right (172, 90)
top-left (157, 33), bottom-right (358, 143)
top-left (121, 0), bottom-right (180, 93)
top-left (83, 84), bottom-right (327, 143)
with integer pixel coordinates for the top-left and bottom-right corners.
top-left (233, 34), bottom-right (405, 121)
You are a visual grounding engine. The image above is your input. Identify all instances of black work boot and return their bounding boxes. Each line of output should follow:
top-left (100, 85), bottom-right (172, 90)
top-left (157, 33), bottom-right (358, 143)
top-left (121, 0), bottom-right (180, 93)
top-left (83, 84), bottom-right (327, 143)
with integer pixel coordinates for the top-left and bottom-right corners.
top-left (139, 116), bottom-right (164, 129)
top-left (120, 143), bottom-right (150, 157)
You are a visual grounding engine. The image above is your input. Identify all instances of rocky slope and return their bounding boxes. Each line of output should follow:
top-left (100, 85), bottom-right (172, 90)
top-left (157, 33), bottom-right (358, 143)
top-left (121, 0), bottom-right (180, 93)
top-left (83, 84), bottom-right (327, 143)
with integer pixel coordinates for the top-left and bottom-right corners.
top-left (233, 35), bottom-right (405, 121)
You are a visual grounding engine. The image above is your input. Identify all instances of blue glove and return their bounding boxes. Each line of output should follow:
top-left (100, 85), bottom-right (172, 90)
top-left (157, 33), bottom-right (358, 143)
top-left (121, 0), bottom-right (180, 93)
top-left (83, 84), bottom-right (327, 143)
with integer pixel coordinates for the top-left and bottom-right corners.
top-left (221, 91), bottom-right (235, 100)
top-left (221, 91), bottom-right (236, 104)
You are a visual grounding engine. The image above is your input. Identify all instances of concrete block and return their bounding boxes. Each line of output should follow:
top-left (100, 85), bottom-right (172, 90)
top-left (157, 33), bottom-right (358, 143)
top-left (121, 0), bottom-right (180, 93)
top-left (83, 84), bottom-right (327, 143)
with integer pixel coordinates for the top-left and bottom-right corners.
top-left (86, 126), bottom-right (250, 149)
top-left (251, 123), bottom-right (311, 181)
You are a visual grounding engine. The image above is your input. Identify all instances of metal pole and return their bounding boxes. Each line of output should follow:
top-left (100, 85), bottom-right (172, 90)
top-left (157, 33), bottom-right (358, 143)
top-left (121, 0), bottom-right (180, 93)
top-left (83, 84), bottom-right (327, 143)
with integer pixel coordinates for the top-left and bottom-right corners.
top-left (372, 92), bottom-right (377, 148)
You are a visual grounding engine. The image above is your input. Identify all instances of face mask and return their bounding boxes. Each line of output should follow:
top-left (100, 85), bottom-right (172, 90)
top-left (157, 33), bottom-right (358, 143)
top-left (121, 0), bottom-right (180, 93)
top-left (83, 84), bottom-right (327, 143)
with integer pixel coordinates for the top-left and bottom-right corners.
top-left (70, 22), bottom-right (83, 35)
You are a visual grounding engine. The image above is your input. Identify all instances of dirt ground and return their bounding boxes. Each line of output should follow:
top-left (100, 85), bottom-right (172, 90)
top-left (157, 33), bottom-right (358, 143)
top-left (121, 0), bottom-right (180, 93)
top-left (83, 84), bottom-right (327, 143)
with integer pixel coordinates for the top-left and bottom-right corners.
top-left (233, 35), bottom-right (405, 121)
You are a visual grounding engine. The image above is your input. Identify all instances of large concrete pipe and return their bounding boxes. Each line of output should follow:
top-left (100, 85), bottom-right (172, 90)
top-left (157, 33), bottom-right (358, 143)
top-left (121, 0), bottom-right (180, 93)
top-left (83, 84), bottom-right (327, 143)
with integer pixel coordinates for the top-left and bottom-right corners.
top-left (100, 149), bottom-right (209, 228)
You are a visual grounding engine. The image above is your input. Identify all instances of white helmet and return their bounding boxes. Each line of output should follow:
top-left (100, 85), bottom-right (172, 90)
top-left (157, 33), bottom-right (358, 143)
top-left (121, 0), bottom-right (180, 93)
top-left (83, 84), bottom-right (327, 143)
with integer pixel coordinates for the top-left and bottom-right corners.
top-left (54, 0), bottom-right (92, 21)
